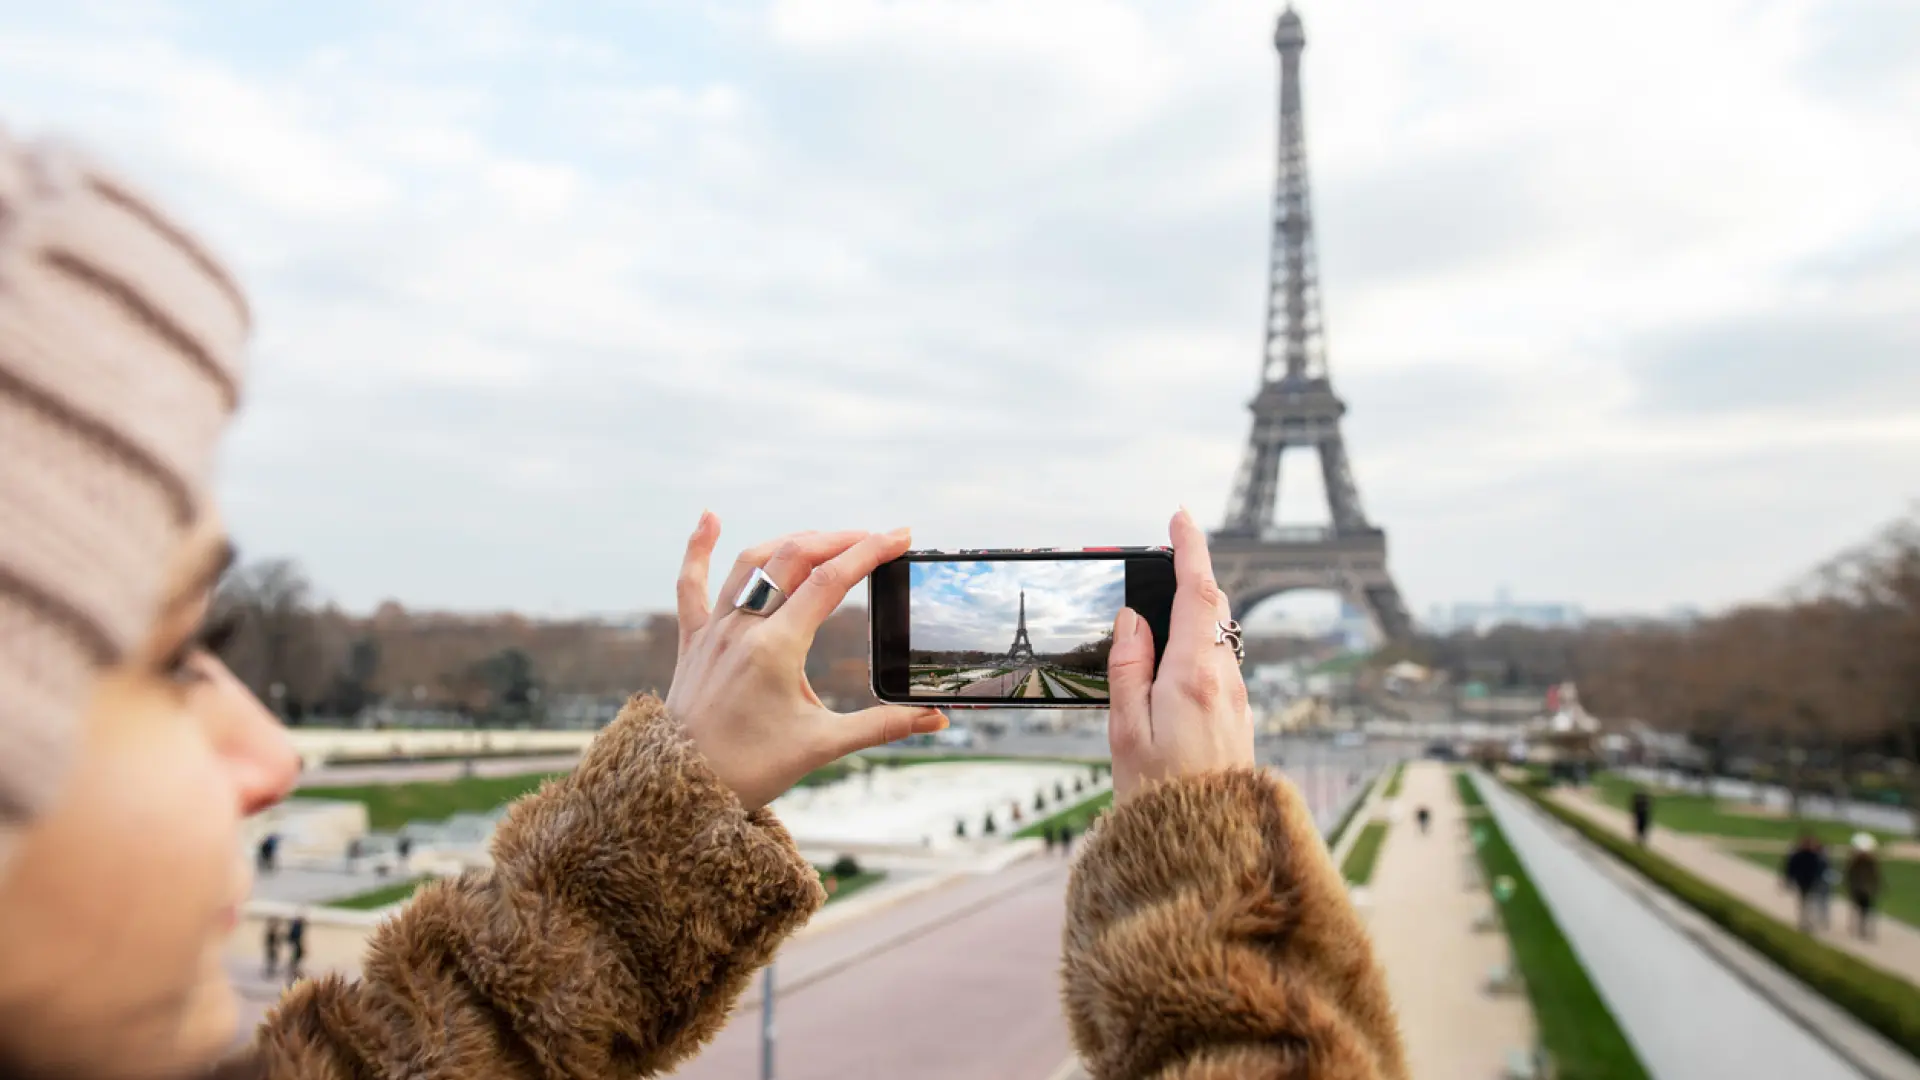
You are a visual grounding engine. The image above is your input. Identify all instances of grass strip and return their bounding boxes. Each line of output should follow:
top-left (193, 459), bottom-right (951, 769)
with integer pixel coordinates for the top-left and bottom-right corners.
top-left (1459, 772), bottom-right (1652, 1080)
top-left (1017, 791), bottom-right (1114, 839)
top-left (1517, 780), bottom-right (1920, 1058)
top-left (1383, 762), bottom-right (1407, 798)
top-left (301, 773), bottom-right (561, 831)
top-left (1340, 821), bottom-right (1388, 885)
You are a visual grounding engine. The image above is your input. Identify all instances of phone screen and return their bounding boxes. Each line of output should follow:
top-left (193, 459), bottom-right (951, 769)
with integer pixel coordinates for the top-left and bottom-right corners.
top-left (867, 549), bottom-right (1175, 706)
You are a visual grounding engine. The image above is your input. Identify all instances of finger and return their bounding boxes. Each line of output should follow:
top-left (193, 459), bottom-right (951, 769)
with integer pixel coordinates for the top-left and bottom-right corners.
top-left (1166, 507), bottom-right (1232, 658)
top-left (676, 511), bottom-right (722, 648)
top-left (715, 531), bottom-right (864, 615)
top-left (761, 530), bottom-right (870, 596)
top-left (822, 705), bottom-right (947, 758)
top-left (1106, 607), bottom-right (1156, 756)
top-left (780, 527), bottom-right (912, 631)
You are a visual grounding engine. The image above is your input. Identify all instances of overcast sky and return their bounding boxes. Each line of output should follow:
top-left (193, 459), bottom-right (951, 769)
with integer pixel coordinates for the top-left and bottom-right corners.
top-left (910, 561), bottom-right (1125, 653)
top-left (4, 0), bottom-right (1915, 622)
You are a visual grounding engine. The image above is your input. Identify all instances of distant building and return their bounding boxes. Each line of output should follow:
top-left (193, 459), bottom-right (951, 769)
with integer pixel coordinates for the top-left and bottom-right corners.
top-left (1424, 587), bottom-right (1585, 634)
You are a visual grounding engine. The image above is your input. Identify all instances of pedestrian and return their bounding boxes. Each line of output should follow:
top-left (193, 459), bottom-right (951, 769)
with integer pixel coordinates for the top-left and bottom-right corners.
top-left (261, 918), bottom-right (282, 979)
top-left (1043, 824), bottom-right (1057, 854)
top-left (1415, 806), bottom-right (1431, 835)
top-left (285, 915), bottom-right (307, 984)
top-left (0, 148), bottom-right (1406, 1080)
top-left (397, 835), bottom-right (413, 871)
top-left (345, 836), bottom-right (362, 874)
top-left (1631, 790), bottom-right (1653, 846)
top-left (1782, 833), bottom-right (1832, 932)
top-left (1061, 825), bottom-right (1075, 855)
top-left (256, 832), bottom-right (279, 874)
top-left (1847, 833), bottom-right (1882, 941)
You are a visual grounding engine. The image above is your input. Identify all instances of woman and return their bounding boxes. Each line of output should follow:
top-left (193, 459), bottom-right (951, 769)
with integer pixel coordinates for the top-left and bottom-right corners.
top-left (0, 132), bottom-right (1405, 1080)
top-left (1846, 833), bottom-right (1882, 942)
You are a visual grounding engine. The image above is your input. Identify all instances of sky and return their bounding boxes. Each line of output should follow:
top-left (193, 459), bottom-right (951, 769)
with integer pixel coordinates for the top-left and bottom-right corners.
top-left (910, 561), bottom-right (1125, 653)
top-left (3, 0), bottom-right (1915, 623)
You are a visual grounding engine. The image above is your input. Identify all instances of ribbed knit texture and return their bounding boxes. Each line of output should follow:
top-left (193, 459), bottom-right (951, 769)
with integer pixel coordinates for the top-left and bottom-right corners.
top-left (0, 126), bottom-right (250, 879)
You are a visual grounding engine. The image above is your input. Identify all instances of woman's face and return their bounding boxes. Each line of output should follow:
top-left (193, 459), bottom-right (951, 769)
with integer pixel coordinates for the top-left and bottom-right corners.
top-left (0, 515), bottom-right (301, 1079)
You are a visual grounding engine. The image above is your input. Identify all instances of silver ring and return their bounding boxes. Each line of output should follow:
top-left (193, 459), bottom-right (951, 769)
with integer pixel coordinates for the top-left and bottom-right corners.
top-left (1214, 619), bottom-right (1245, 666)
top-left (733, 567), bottom-right (787, 617)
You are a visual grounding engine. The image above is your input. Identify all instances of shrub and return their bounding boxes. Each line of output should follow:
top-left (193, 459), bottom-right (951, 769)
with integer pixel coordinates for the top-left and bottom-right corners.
top-left (830, 854), bottom-right (862, 879)
top-left (984, 814), bottom-right (998, 835)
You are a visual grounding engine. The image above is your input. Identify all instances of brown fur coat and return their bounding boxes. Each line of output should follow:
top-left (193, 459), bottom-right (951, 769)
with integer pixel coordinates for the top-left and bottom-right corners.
top-left (229, 697), bottom-right (1403, 1079)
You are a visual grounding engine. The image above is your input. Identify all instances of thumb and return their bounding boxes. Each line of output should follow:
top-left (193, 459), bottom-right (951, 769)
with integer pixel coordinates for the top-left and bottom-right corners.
top-left (830, 705), bottom-right (948, 757)
top-left (1106, 607), bottom-right (1155, 757)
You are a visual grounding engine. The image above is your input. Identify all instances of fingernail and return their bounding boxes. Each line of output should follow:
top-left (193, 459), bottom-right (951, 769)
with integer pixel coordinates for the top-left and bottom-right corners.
top-left (1177, 505), bottom-right (1192, 522)
top-left (889, 526), bottom-right (911, 541)
top-left (1117, 607), bottom-right (1139, 638)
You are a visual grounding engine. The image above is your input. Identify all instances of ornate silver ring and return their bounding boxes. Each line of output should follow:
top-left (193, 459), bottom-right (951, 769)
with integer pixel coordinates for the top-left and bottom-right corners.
top-left (734, 567), bottom-right (787, 617)
top-left (1214, 619), bottom-right (1245, 666)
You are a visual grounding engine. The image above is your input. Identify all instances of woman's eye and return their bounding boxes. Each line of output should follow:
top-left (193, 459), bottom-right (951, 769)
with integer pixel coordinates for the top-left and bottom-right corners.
top-left (164, 610), bottom-right (241, 685)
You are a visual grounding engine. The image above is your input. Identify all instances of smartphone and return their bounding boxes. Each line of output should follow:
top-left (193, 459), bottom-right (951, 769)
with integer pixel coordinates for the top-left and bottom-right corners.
top-left (867, 547), bottom-right (1176, 707)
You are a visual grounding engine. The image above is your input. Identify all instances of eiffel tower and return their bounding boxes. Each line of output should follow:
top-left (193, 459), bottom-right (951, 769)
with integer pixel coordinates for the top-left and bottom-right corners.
top-left (1210, 6), bottom-right (1413, 642)
top-left (1006, 591), bottom-right (1036, 665)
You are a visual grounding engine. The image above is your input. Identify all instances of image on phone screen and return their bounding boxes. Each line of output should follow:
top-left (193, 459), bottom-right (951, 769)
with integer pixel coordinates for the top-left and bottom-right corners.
top-left (905, 560), bottom-right (1125, 701)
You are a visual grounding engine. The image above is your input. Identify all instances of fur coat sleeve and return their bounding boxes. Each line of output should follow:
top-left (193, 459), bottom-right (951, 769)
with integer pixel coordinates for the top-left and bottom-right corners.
top-left (1061, 769), bottom-right (1408, 1080)
top-left (249, 694), bottom-right (825, 1080)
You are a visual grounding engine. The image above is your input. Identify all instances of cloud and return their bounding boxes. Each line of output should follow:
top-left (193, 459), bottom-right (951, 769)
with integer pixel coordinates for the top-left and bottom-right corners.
top-left (909, 561), bottom-right (1125, 652)
top-left (4, 0), bottom-right (1916, 621)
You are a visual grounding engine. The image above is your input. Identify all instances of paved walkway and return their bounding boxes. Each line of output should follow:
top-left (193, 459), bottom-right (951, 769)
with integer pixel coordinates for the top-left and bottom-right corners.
top-left (1488, 777), bottom-right (1873, 1079)
top-left (1553, 788), bottom-right (1920, 984)
top-left (1366, 762), bottom-right (1534, 1078)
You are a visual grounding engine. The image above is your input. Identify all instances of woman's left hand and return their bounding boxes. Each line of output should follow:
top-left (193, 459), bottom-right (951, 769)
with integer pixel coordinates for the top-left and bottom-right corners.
top-left (664, 513), bottom-right (947, 810)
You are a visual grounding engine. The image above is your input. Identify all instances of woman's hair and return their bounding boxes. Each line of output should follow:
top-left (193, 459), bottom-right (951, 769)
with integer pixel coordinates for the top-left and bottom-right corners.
top-left (0, 127), bottom-right (252, 878)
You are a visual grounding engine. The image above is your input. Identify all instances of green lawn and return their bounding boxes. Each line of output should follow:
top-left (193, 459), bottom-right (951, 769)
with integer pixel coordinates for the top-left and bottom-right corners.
top-left (1459, 773), bottom-right (1651, 1080)
top-left (330, 877), bottom-right (428, 910)
top-left (301, 773), bottom-right (562, 831)
top-left (820, 868), bottom-right (884, 903)
top-left (1340, 821), bottom-right (1388, 885)
top-left (1017, 791), bottom-right (1114, 839)
top-left (1594, 774), bottom-right (1901, 848)
top-left (1383, 763), bottom-right (1406, 799)
top-left (1730, 849), bottom-right (1920, 930)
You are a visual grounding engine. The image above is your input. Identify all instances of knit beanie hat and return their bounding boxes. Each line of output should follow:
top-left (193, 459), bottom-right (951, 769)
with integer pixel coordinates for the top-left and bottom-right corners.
top-left (0, 126), bottom-right (251, 881)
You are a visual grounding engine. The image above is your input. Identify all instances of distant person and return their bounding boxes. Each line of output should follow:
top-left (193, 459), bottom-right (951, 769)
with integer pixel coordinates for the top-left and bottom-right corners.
top-left (256, 832), bottom-right (279, 874)
top-left (1043, 824), bottom-right (1057, 854)
top-left (1061, 825), bottom-right (1075, 855)
top-left (345, 836), bottom-right (363, 873)
top-left (1783, 834), bottom-right (1832, 932)
top-left (1631, 790), bottom-right (1653, 846)
top-left (285, 915), bottom-right (307, 984)
top-left (1846, 834), bottom-right (1883, 941)
top-left (1415, 806), bottom-right (1431, 834)
top-left (261, 918), bottom-right (282, 979)
top-left (0, 157), bottom-right (1404, 1080)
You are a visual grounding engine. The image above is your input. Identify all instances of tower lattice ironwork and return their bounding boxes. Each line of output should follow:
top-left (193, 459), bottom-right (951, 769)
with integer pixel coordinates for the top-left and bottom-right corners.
top-left (1007, 590), bottom-right (1036, 664)
top-left (1210, 6), bottom-right (1413, 642)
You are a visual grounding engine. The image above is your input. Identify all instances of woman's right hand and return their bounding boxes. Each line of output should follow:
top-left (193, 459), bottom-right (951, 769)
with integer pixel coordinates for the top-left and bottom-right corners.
top-left (1105, 508), bottom-right (1257, 801)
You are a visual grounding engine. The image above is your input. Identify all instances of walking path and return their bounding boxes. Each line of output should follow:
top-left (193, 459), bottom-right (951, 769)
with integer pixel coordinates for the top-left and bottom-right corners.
top-left (1486, 776), bottom-right (1878, 1079)
top-left (1365, 762), bottom-right (1534, 1077)
top-left (1553, 787), bottom-right (1920, 984)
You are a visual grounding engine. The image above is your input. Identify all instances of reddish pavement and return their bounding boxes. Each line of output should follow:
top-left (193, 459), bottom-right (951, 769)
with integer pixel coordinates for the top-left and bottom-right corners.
top-left (957, 666), bottom-right (1034, 698)
top-left (668, 856), bottom-right (1074, 1080)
